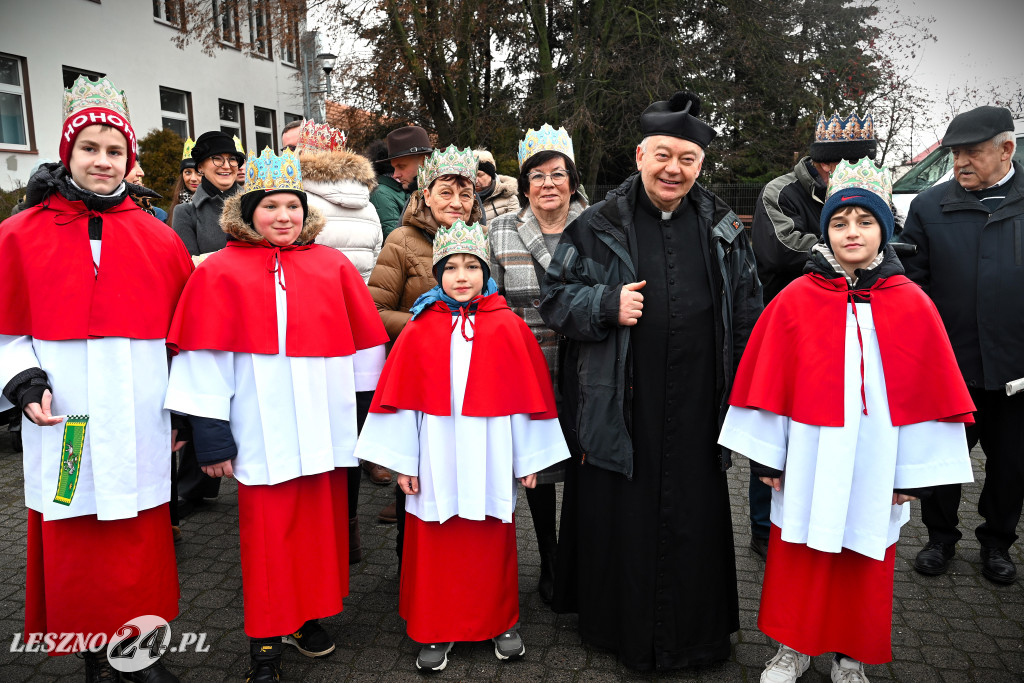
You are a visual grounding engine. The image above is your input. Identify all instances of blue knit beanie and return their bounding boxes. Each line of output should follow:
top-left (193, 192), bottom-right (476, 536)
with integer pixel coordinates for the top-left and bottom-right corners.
top-left (820, 187), bottom-right (894, 252)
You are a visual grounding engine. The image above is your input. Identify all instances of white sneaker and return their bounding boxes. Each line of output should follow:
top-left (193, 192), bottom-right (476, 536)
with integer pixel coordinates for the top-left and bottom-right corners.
top-left (831, 656), bottom-right (870, 683)
top-left (761, 644), bottom-right (811, 683)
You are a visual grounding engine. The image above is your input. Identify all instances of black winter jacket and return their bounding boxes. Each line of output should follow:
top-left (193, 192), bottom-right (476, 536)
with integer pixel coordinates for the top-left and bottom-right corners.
top-left (901, 161), bottom-right (1024, 390)
top-left (539, 174), bottom-right (763, 477)
top-left (752, 156), bottom-right (827, 302)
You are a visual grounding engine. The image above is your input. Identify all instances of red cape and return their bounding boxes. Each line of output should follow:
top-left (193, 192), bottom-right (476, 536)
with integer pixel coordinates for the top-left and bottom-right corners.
top-left (0, 193), bottom-right (193, 340)
top-left (729, 273), bottom-right (975, 427)
top-left (167, 240), bottom-right (388, 357)
top-left (370, 294), bottom-right (558, 419)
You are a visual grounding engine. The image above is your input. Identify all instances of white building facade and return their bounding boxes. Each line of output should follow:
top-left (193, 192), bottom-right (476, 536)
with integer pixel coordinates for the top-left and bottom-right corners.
top-left (0, 0), bottom-right (308, 190)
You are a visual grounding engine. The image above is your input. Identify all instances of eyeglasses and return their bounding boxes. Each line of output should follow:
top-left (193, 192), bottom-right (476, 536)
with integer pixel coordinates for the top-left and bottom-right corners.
top-left (433, 188), bottom-right (474, 202)
top-left (527, 170), bottom-right (569, 186)
top-left (209, 155), bottom-right (240, 168)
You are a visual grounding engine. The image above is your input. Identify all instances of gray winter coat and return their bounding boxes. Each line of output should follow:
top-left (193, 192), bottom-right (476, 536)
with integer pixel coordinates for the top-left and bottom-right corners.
top-left (172, 182), bottom-right (242, 256)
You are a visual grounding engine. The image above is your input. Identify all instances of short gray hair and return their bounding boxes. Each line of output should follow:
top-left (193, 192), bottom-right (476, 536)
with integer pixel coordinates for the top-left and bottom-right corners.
top-left (638, 136), bottom-right (705, 161)
top-left (993, 130), bottom-right (1017, 154)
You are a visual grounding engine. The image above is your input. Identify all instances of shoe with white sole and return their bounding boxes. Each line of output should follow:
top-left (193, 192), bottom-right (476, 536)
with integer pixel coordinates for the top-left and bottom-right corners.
top-left (831, 656), bottom-right (870, 683)
top-left (761, 644), bottom-right (811, 683)
top-left (415, 642), bottom-right (453, 671)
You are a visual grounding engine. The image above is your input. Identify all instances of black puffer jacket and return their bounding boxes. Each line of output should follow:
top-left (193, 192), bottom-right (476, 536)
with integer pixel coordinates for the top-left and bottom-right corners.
top-left (901, 161), bottom-right (1024, 390)
top-left (539, 173), bottom-right (763, 477)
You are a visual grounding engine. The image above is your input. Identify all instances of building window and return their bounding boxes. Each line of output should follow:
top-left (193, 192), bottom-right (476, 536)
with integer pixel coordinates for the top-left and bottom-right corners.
top-left (254, 107), bottom-right (276, 153)
top-left (62, 66), bottom-right (105, 89)
top-left (279, 8), bottom-right (300, 67)
top-left (0, 53), bottom-right (33, 150)
top-left (219, 99), bottom-right (245, 147)
top-left (283, 112), bottom-right (303, 125)
top-left (160, 87), bottom-right (192, 140)
top-left (212, 0), bottom-right (240, 46)
top-left (248, 1), bottom-right (272, 59)
top-left (153, 0), bottom-right (183, 27)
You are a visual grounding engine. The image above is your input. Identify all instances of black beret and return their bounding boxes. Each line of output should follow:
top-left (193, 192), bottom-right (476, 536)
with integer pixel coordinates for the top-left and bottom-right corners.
top-left (942, 106), bottom-right (1014, 148)
top-left (640, 92), bottom-right (717, 148)
top-left (192, 131), bottom-right (245, 165)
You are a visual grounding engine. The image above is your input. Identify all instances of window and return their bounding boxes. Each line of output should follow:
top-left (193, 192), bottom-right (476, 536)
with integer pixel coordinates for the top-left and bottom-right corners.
top-left (219, 99), bottom-right (245, 147)
top-left (248, 1), bottom-right (272, 59)
top-left (254, 107), bottom-right (276, 153)
top-left (153, 0), bottom-right (183, 27)
top-left (160, 87), bottom-right (192, 140)
top-left (283, 112), bottom-right (303, 126)
top-left (0, 53), bottom-right (33, 150)
top-left (279, 8), bottom-right (300, 66)
top-left (62, 66), bottom-right (105, 90)
top-left (212, 0), bottom-right (240, 46)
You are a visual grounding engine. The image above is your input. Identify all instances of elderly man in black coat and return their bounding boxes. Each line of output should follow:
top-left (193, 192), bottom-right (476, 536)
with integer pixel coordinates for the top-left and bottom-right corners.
top-left (539, 93), bottom-right (762, 670)
top-left (901, 105), bottom-right (1024, 585)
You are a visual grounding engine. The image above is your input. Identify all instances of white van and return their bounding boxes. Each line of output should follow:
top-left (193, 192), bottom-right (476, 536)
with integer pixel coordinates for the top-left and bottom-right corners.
top-left (892, 118), bottom-right (1024, 217)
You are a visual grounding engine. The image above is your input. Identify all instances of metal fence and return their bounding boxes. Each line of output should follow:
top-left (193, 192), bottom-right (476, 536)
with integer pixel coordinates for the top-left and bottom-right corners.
top-left (585, 182), bottom-right (765, 217)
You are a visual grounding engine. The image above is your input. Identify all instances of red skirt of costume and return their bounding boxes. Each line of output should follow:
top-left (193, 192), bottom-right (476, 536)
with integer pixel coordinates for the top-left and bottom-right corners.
top-left (400, 513), bottom-right (519, 643)
top-left (237, 468), bottom-right (348, 638)
top-left (24, 504), bottom-right (180, 656)
top-left (758, 524), bottom-right (895, 664)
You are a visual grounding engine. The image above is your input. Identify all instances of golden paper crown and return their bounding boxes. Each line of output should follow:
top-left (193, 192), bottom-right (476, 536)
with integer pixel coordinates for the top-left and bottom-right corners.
top-left (233, 135), bottom-right (244, 153)
top-left (826, 158), bottom-right (892, 205)
top-left (518, 124), bottom-right (574, 168)
top-left (244, 147), bottom-right (304, 194)
top-left (182, 137), bottom-right (196, 160)
top-left (297, 119), bottom-right (347, 154)
top-left (433, 219), bottom-right (489, 266)
top-left (417, 145), bottom-right (477, 189)
top-left (815, 111), bottom-right (875, 143)
top-left (62, 75), bottom-right (131, 123)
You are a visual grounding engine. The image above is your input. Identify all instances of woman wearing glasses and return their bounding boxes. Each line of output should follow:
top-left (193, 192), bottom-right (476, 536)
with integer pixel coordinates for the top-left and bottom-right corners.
top-left (172, 131), bottom-right (246, 258)
top-left (487, 125), bottom-right (587, 603)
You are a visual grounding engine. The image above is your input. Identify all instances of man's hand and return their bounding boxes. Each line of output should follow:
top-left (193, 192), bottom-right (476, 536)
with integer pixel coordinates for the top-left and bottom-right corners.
top-left (759, 476), bottom-right (782, 492)
top-left (892, 492), bottom-right (917, 505)
top-left (24, 390), bottom-right (63, 427)
top-left (618, 280), bottom-right (646, 326)
top-left (519, 473), bottom-right (537, 489)
top-left (201, 461), bottom-right (234, 478)
top-left (171, 429), bottom-right (187, 452)
top-left (398, 474), bottom-right (419, 495)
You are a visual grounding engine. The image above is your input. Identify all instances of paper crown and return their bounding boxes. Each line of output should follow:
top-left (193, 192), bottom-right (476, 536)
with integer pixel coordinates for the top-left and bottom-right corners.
top-left (296, 119), bottom-right (347, 154)
top-left (62, 75), bottom-right (131, 123)
top-left (244, 147), bottom-right (304, 195)
top-left (233, 135), bottom-right (244, 153)
top-left (432, 219), bottom-right (489, 266)
top-left (815, 111), bottom-right (875, 143)
top-left (417, 145), bottom-right (477, 189)
top-left (826, 158), bottom-right (892, 205)
top-left (182, 137), bottom-right (195, 160)
top-left (518, 124), bottom-right (574, 168)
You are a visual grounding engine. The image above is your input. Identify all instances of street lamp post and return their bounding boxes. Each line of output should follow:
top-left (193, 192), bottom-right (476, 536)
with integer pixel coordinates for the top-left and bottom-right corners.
top-left (305, 52), bottom-right (338, 123)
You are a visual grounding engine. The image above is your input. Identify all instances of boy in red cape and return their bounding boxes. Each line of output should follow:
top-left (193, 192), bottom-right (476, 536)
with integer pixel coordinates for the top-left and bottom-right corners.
top-left (0, 76), bottom-right (192, 681)
top-left (163, 148), bottom-right (389, 682)
top-left (719, 159), bottom-right (975, 683)
top-left (355, 219), bottom-right (570, 672)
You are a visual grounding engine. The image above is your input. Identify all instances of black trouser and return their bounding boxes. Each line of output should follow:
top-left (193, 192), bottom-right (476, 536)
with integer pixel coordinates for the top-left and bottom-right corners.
top-left (922, 388), bottom-right (1024, 550)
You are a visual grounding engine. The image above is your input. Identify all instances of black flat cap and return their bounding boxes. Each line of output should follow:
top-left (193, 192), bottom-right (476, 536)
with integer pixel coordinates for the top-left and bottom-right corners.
top-left (640, 92), bottom-right (717, 148)
top-left (942, 106), bottom-right (1014, 148)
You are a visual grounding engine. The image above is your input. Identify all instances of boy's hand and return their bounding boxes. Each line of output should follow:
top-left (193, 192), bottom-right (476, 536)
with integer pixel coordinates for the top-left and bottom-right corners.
top-left (519, 474), bottom-right (537, 489)
top-left (24, 390), bottom-right (63, 427)
top-left (202, 461), bottom-right (233, 478)
top-left (892, 492), bottom-right (917, 505)
top-left (759, 476), bottom-right (782, 492)
top-left (398, 474), bottom-right (419, 495)
top-left (171, 429), bottom-right (187, 452)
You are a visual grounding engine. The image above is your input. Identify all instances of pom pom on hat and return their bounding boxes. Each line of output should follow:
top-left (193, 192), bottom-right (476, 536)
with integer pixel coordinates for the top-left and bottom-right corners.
top-left (640, 91), bottom-right (717, 148)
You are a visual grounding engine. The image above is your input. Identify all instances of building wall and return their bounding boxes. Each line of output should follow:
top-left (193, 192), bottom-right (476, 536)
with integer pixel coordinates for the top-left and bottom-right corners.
top-left (0, 0), bottom-right (306, 189)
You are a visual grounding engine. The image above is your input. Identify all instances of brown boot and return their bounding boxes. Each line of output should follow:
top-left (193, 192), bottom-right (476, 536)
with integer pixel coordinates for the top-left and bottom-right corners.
top-left (361, 460), bottom-right (393, 485)
top-left (349, 516), bottom-right (362, 564)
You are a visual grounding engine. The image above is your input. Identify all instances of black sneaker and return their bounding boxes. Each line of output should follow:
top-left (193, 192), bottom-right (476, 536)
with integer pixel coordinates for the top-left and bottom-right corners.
top-left (80, 651), bottom-right (118, 683)
top-left (492, 627), bottom-right (525, 660)
top-left (121, 659), bottom-right (179, 682)
top-left (246, 638), bottom-right (283, 683)
top-left (282, 619), bottom-right (335, 658)
top-left (415, 642), bottom-right (453, 671)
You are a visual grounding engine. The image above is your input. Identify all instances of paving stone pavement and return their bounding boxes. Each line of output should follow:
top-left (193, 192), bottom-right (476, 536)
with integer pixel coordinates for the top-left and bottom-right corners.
top-left (0, 426), bottom-right (1020, 682)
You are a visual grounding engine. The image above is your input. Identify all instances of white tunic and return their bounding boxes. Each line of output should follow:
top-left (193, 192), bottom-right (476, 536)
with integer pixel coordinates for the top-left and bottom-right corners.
top-left (0, 240), bottom-right (172, 521)
top-left (719, 303), bottom-right (973, 561)
top-left (354, 316), bottom-right (571, 524)
top-left (164, 267), bottom-right (386, 487)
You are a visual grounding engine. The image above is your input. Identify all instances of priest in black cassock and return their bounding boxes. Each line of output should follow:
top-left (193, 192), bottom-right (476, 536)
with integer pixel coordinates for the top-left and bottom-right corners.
top-left (539, 92), bottom-right (763, 670)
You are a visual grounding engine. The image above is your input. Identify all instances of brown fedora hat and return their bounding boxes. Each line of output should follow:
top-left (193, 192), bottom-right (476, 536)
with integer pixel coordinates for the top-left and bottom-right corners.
top-left (386, 125), bottom-right (434, 160)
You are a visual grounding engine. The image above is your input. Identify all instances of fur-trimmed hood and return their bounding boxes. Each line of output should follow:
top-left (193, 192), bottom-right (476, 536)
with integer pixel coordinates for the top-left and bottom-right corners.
top-left (219, 193), bottom-right (327, 245)
top-left (484, 173), bottom-right (518, 201)
top-left (298, 149), bottom-right (378, 191)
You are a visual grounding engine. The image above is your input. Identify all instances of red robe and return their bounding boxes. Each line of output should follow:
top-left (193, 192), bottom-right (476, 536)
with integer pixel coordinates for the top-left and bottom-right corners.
top-left (370, 294), bottom-right (557, 419)
top-left (0, 193), bottom-right (193, 339)
top-left (729, 273), bottom-right (974, 426)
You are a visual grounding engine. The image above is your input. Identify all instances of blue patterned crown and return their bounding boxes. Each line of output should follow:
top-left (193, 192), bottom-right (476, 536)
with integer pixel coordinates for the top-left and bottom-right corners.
top-left (815, 111), bottom-right (875, 143)
top-left (433, 219), bottom-right (489, 266)
top-left (518, 124), bottom-right (574, 168)
top-left (417, 145), bottom-right (477, 189)
top-left (244, 147), bottom-right (303, 194)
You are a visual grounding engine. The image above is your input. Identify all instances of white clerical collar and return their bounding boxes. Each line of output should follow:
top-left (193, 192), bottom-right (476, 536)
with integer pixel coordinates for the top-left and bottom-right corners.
top-left (983, 165), bottom-right (1015, 191)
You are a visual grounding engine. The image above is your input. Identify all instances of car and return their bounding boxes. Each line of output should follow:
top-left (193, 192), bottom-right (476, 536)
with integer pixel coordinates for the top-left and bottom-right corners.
top-left (892, 118), bottom-right (1024, 217)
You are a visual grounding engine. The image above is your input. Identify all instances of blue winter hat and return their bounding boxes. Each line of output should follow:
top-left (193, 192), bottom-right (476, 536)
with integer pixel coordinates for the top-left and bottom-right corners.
top-left (819, 159), bottom-right (895, 251)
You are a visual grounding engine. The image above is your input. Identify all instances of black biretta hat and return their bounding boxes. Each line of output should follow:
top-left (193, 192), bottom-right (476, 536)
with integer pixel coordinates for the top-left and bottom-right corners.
top-left (942, 106), bottom-right (1014, 148)
top-left (639, 92), bottom-right (717, 148)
